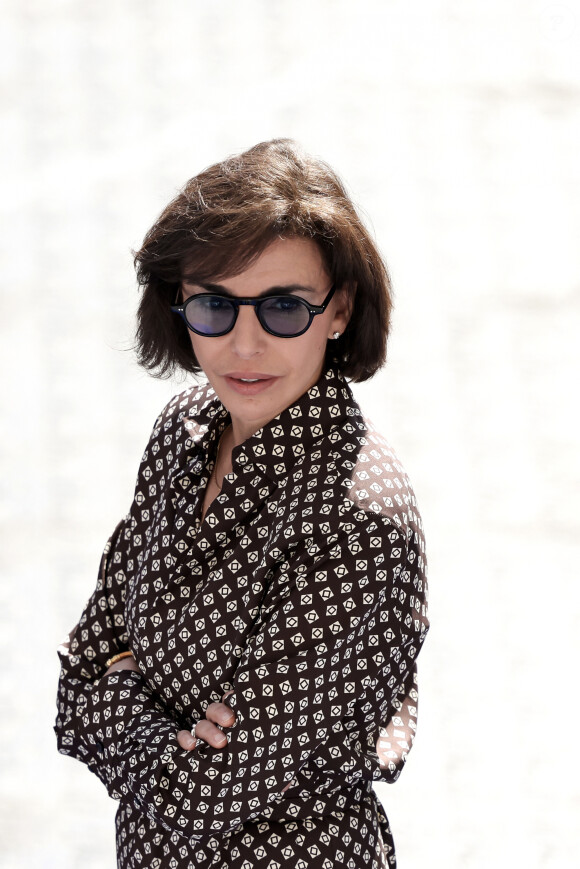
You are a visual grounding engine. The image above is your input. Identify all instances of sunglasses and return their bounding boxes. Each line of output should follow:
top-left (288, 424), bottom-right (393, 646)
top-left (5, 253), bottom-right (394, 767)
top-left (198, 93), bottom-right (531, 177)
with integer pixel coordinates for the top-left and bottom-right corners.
top-left (171, 285), bottom-right (336, 338)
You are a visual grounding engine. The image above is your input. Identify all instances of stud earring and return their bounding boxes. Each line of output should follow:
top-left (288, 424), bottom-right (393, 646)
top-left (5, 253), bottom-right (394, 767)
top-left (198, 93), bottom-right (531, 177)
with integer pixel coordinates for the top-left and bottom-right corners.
top-left (332, 332), bottom-right (341, 340)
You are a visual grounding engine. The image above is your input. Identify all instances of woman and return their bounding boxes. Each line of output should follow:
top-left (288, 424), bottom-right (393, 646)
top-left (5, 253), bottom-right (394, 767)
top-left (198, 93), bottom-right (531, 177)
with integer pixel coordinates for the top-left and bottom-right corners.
top-left (55, 138), bottom-right (429, 868)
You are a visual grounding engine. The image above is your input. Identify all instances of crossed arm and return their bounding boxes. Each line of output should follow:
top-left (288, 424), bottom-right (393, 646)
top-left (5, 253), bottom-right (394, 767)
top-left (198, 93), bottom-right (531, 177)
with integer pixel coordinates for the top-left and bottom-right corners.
top-left (55, 510), bottom-right (428, 841)
top-left (103, 653), bottom-right (297, 793)
top-left (102, 650), bottom-right (234, 751)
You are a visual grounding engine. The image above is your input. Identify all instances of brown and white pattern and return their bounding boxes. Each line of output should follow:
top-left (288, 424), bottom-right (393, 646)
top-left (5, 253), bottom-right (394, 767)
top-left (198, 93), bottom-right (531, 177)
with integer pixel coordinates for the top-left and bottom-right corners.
top-left (55, 365), bottom-right (429, 868)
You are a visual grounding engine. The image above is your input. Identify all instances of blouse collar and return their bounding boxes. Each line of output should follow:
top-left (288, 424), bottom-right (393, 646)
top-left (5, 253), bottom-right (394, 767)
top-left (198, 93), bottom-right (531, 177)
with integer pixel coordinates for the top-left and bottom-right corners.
top-left (184, 365), bottom-right (360, 483)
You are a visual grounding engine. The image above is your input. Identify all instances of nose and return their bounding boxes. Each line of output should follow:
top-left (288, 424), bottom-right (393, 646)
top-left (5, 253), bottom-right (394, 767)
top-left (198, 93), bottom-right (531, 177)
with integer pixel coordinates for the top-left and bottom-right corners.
top-left (229, 303), bottom-right (266, 358)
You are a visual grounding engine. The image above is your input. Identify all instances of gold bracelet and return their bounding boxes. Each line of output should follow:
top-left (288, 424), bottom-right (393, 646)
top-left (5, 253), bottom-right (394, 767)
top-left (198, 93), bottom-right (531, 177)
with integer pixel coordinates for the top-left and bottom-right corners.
top-left (105, 651), bottom-right (134, 668)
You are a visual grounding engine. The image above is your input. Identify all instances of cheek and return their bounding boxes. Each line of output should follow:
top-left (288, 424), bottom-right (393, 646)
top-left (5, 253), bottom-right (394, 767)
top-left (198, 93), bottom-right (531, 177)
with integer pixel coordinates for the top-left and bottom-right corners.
top-left (189, 335), bottom-right (219, 368)
top-left (305, 317), bottom-right (332, 351)
top-left (290, 325), bottom-right (329, 369)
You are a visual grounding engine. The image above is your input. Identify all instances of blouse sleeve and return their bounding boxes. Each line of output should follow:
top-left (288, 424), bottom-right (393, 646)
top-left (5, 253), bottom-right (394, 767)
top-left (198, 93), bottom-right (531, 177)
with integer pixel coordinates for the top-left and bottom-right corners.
top-left (54, 514), bottom-right (190, 799)
top-left (54, 516), bottom-right (133, 787)
top-left (305, 656), bottom-right (421, 792)
top-left (53, 408), bottom-right (189, 794)
top-left (78, 505), bottom-right (429, 841)
top-left (375, 660), bottom-right (420, 782)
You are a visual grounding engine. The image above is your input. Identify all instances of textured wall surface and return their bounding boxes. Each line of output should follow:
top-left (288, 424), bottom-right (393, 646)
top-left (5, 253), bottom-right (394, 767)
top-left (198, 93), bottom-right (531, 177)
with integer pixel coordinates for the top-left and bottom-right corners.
top-left (1, 1), bottom-right (579, 866)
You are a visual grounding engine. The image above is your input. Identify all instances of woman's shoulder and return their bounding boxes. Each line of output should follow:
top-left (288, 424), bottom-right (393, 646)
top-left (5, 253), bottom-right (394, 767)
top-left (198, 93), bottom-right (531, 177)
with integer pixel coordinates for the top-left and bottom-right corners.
top-left (149, 379), bottom-right (222, 440)
top-left (323, 410), bottom-right (425, 551)
top-left (135, 381), bottom-right (222, 480)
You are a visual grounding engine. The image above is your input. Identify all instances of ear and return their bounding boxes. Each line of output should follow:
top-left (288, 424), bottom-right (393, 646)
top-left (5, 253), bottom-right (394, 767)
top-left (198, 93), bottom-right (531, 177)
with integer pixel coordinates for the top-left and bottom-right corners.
top-left (328, 283), bottom-right (355, 338)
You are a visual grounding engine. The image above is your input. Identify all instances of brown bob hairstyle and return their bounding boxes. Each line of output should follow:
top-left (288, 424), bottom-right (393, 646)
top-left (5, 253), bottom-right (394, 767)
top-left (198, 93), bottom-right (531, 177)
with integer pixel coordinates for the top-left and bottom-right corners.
top-left (133, 138), bottom-right (393, 383)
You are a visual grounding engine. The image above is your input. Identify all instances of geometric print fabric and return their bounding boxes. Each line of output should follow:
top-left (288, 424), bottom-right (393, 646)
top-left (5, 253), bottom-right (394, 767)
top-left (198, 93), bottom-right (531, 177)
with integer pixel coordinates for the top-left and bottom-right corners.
top-left (55, 364), bottom-right (429, 868)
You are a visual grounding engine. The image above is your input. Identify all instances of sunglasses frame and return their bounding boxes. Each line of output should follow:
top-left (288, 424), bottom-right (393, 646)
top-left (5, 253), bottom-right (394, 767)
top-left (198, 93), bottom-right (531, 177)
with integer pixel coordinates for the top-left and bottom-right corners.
top-left (171, 285), bottom-right (337, 338)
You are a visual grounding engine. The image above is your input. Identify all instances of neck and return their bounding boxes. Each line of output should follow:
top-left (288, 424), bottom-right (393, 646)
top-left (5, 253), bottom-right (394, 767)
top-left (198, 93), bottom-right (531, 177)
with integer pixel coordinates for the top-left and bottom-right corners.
top-left (229, 417), bottom-right (263, 448)
top-left (213, 423), bottom-right (232, 487)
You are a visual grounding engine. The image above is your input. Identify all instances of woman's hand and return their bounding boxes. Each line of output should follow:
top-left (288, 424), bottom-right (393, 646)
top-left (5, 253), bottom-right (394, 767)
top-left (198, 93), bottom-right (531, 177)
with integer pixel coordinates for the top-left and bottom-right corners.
top-left (103, 656), bottom-right (235, 752)
top-left (101, 667), bottom-right (291, 791)
top-left (176, 693), bottom-right (294, 793)
top-left (177, 691), bottom-right (236, 751)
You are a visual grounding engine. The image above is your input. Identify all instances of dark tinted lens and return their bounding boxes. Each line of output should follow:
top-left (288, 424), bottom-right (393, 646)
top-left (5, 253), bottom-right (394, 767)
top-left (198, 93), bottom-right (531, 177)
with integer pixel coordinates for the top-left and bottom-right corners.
top-left (185, 295), bottom-right (236, 335)
top-left (260, 296), bottom-right (310, 336)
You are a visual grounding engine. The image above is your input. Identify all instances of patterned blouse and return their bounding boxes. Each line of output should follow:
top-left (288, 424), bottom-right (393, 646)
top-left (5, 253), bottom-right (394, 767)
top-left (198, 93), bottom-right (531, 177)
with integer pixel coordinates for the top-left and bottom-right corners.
top-left (54, 364), bottom-right (429, 869)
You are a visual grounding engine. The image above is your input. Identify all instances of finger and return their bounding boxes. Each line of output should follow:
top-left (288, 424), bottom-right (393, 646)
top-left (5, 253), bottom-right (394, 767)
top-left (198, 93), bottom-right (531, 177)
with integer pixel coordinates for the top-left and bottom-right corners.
top-left (205, 701), bottom-right (235, 728)
top-left (195, 719), bottom-right (228, 748)
top-left (177, 730), bottom-right (197, 750)
top-left (221, 690), bottom-right (235, 709)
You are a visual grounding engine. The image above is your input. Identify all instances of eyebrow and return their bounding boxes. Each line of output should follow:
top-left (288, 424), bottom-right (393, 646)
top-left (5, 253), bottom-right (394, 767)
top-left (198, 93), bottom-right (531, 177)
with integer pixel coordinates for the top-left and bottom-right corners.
top-left (180, 279), bottom-right (319, 298)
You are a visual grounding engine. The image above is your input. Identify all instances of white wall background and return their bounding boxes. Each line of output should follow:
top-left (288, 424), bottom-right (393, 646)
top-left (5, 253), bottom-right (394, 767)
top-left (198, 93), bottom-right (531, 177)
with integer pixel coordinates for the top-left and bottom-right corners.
top-left (1, 1), bottom-right (579, 866)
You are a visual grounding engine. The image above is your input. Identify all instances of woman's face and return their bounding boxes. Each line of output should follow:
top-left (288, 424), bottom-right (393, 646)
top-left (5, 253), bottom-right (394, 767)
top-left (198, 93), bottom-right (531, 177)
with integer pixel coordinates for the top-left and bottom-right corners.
top-left (180, 237), bottom-right (351, 444)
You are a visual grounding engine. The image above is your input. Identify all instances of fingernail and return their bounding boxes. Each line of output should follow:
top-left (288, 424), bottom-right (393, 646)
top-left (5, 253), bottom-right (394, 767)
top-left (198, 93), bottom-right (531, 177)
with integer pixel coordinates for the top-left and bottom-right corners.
top-left (187, 735), bottom-right (196, 749)
top-left (217, 734), bottom-right (227, 744)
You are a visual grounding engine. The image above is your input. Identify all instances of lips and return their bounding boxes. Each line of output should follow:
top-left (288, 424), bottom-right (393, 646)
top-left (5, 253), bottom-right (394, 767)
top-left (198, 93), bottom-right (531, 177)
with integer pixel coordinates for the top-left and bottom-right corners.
top-left (224, 373), bottom-right (279, 396)
top-left (225, 372), bottom-right (274, 381)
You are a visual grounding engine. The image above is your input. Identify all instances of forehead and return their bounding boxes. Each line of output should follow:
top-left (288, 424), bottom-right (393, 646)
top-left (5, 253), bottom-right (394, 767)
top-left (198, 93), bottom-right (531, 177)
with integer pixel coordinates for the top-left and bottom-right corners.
top-left (182, 237), bottom-right (328, 290)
